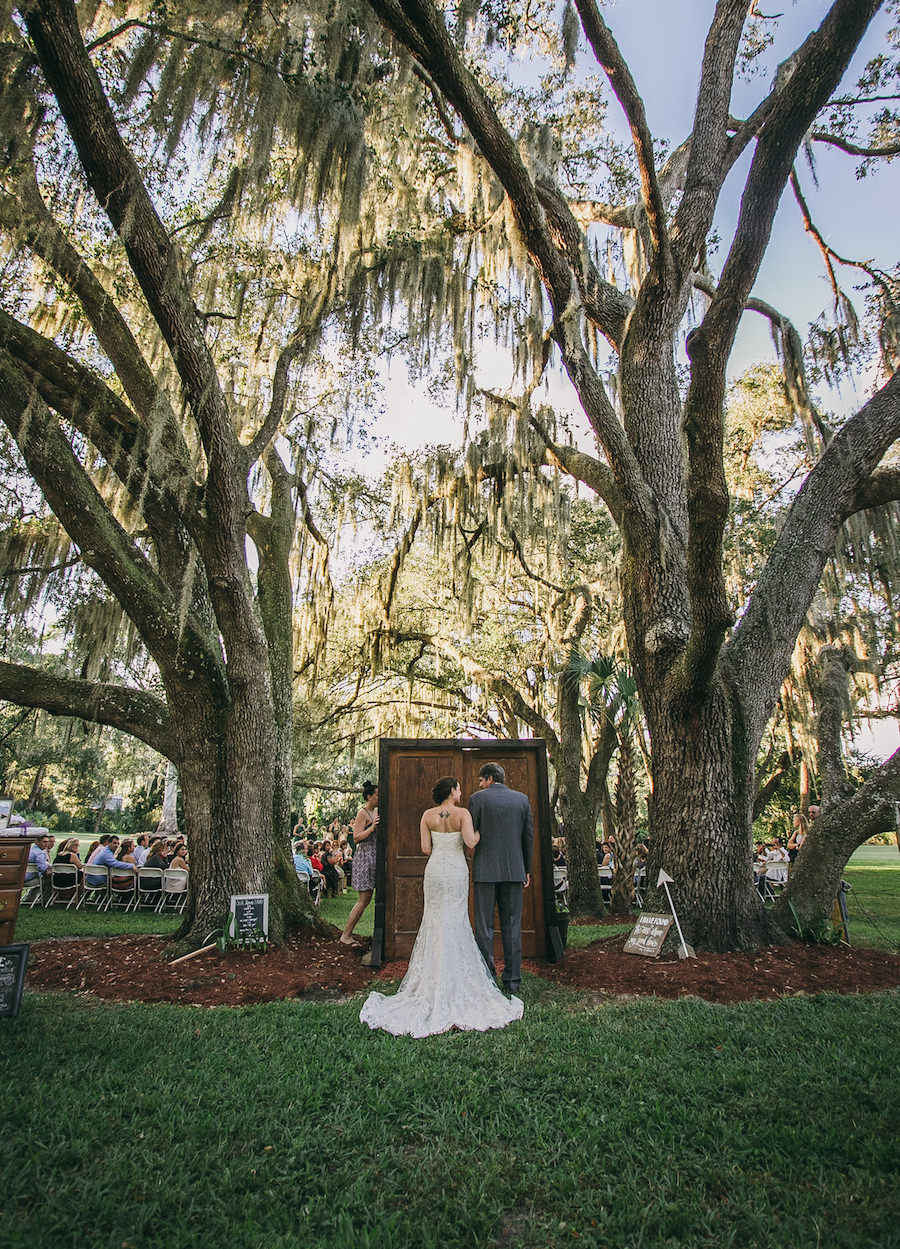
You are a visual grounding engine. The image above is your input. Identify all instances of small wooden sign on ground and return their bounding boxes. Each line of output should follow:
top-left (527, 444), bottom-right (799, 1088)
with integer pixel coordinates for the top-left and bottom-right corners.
top-left (624, 913), bottom-right (673, 958)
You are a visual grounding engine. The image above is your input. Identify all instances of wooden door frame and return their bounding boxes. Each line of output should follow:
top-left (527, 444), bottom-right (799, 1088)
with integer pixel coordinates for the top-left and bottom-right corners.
top-left (371, 737), bottom-right (563, 967)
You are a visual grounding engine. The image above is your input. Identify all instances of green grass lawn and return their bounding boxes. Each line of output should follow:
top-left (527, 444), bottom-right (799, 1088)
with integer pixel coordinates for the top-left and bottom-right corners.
top-left (4, 856), bottom-right (898, 1247)
top-left (842, 868), bottom-right (900, 953)
top-left (2, 988), bottom-right (898, 1249)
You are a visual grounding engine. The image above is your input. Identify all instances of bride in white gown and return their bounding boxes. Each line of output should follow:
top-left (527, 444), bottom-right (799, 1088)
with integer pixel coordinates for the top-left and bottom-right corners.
top-left (360, 776), bottom-right (523, 1037)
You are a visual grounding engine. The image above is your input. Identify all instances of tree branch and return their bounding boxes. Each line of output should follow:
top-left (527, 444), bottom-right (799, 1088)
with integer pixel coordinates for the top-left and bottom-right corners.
top-left (671, 0), bottom-right (750, 273)
top-left (0, 167), bottom-right (179, 433)
top-left (729, 365), bottom-right (900, 743)
top-left (0, 356), bottom-right (196, 668)
top-left (849, 467), bottom-right (900, 512)
top-left (534, 178), bottom-right (633, 350)
top-left (22, 0), bottom-right (234, 466)
top-left (0, 310), bottom-right (198, 534)
top-left (21, 1), bottom-right (262, 656)
top-left (675, 0), bottom-right (881, 703)
top-left (573, 0), bottom-right (669, 267)
top-left (367, 0), bottom-right (650, 520)
top-left (811, 129), bottom-right (900, 158)
top-left (789, 167), bottom-right (892, 297)
top-left (0, 659), bottom-right (174, 758)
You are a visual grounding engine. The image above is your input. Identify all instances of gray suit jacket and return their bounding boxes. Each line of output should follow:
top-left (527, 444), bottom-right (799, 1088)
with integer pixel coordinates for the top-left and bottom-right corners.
top-left (469, 783), bottom-right (534, 883)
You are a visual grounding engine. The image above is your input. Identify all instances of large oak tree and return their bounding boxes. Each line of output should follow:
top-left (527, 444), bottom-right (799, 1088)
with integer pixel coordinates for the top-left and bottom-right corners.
top-left (362, 0), bottom-right (900, 947)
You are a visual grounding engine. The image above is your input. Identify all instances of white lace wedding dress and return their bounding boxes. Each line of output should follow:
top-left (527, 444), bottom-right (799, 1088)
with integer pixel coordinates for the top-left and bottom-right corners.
top-left (359, 829), bottom-right (523, 1037)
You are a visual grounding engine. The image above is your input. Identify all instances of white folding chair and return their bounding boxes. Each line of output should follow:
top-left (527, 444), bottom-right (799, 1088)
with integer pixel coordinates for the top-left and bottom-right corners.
top-left (553, 867), bottom-right (568, 909)
top-left (107, 868), bottom-right (137, 910)
top-left (47, 863), bottom-right (80, 909)
top-left (22, 870), bottom-right (48, 907)
top-left (308, 871), bottom-right (324, 907)
top-left (633, 868), bottom-right (646, 909)
top-left (598, 866), bottom-right (613, 907)
top-left (131, 866), bottom-right (164, 910)
top-left (78, 864), bottom-right (111, 910)
top-left (156, 868), bottom-right (189, 912)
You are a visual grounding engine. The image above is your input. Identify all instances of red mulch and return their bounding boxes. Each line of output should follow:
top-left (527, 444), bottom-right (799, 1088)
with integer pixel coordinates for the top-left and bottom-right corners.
top-left (24, 924), bottom-right (900, 1008)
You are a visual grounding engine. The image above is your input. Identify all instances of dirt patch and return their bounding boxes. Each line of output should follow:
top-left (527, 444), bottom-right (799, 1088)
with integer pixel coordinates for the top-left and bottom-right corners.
top-left (24, 925), bottom-right (900, 1008)
top-left (538, 932), bottom-right (900, 1002)
top-left (26, 930), bottom-right (375, 1006)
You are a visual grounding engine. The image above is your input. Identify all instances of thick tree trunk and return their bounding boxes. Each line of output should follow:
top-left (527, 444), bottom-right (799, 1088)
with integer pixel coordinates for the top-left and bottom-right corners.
top-left (559, 776), bottom-right (604, 918)
top-left (641, 683), bottom-right (781, 951)
top-left (171, 683), bottom-right (322, 947)
top-left (555, 671), bottom-right (605, 918)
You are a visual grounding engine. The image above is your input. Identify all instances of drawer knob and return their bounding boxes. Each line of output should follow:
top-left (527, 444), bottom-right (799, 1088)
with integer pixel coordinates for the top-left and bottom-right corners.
top-left (0, 900), bottom-right (6, 911)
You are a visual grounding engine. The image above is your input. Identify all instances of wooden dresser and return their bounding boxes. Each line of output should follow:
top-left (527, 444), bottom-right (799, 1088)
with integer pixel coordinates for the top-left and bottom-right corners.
top-left (0, 837), bottom-right (33, 944)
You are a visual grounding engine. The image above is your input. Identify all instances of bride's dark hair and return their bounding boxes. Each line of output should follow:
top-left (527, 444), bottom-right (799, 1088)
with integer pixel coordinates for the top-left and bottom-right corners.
top-left (362, 780), bottom-right (377, 800)
top-left (432, 776), bottom-right (458, 805)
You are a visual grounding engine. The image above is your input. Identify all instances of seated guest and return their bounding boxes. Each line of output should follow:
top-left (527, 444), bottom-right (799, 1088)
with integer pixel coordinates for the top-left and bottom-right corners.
top-left (53, 837), bottom-right (84, 871)
top-left (552, 838), bottom-right (566, 867)
top-left (763, 837), bottom-right (789, 885)
top-left (24, 835), bottom-right (52, 898)
top-left (599, 842), bottom-right (615, 869)
top-left (139, 839), bottom-right (169, 894)
top-left (293, 840), bottom-right (314, 879)
top-left (133, 834), bottom-right (150, 867)
top-left (85, 835), bottom-right (135, 887)
top-left (164, 838), bottom-right (178, 866)
top-left (53, 837), bottom-right (84, 899)
top-left (293, 839), bottom-right (325, 902)
top-left (319, 840), bottom-right (343, 896)
top-left (145, 839), bottom-right (168, 870)
top-left (86, 834), bottom-right (110, 865)
top-left (112, 838), bottom-right (138, 887)
top-left (169, 843), bottom-right (189, 871)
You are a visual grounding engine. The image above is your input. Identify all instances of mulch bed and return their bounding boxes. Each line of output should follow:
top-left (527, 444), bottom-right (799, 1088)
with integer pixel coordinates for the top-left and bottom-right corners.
top-left (24, 926), bottom-right (900, 1008)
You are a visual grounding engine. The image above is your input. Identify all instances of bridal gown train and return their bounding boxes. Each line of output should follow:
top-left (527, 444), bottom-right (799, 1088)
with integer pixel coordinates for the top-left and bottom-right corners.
top-left (359, 829), bottom-right (523, 1037)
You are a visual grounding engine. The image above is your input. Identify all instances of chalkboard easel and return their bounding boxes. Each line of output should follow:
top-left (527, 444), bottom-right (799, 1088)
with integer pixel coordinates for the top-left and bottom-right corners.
top-left (0, 943), bottom-right (29, 1020)
top-left (228, 895), bottom-right (269, 948)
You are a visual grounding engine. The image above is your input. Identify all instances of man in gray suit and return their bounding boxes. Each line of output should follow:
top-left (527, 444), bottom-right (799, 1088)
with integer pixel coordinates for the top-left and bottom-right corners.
top-left (469, 762), bottom-right (534, 996)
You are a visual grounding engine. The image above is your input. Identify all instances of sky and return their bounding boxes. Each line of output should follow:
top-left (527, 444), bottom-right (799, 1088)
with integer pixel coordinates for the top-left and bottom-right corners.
top-left (363, 2), bottom-right (900, 759)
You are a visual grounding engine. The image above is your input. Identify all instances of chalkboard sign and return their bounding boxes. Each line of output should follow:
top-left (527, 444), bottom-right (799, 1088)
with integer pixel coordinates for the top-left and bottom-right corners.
top-left (623, 913), bottom-right (673, 958)
top-left (0, 943), bottom-right (29, 1019)
top-left (228, 894), bottom-right (269, 945)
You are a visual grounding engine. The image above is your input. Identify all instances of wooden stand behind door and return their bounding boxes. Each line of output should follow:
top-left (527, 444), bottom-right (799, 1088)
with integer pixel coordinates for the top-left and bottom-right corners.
top-left (374, 739), bottom-right (557, 966)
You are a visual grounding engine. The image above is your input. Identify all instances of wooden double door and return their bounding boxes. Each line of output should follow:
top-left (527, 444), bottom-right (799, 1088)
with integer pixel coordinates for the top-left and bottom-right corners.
top-left (372, 738), bottom-right (560, 966)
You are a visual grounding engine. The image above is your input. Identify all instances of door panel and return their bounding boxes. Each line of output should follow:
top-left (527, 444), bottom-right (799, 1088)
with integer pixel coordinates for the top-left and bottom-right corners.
top-left (376, 739), bottom-right (555, 964)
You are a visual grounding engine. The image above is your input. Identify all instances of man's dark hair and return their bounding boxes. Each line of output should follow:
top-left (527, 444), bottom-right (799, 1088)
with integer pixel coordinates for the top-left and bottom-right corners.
top-left (478, 762), bottom-right (506, 784)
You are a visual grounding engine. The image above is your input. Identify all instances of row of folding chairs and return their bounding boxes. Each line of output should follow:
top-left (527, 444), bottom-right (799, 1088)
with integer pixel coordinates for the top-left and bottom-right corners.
top-left (552, 866), bottom-right (647, 909)
top-left (25, 863), bottom-right (189, 912)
